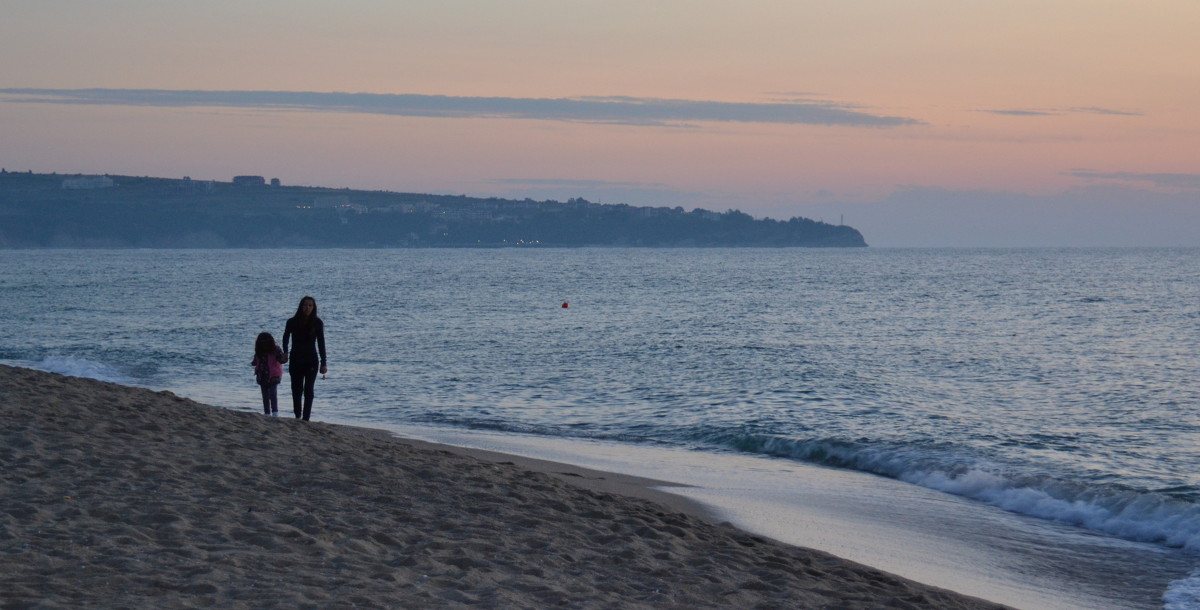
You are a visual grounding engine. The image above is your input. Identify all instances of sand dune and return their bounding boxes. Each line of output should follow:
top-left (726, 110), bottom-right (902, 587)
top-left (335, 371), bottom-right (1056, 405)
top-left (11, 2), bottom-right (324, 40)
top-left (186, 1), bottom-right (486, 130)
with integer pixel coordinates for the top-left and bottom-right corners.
top-left (0, 364), bottom-right (1005, 608)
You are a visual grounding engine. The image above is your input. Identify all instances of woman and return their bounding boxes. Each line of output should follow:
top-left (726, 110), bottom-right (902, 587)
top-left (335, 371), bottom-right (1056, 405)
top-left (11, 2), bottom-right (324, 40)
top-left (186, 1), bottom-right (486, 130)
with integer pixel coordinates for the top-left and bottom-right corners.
top-left (282, 296), bottom-right (327, 421)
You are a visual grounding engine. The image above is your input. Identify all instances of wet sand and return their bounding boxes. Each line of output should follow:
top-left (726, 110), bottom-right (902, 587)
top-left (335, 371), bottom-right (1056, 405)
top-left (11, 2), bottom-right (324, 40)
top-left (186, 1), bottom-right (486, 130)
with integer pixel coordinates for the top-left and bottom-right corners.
top-left (0, 364), bottom-right (1006, 608)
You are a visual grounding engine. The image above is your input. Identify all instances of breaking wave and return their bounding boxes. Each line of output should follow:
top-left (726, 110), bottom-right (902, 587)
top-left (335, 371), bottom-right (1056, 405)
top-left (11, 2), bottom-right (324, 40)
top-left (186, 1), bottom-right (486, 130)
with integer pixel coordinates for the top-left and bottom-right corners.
top-left (708, 432), bottom-right (1200, 553)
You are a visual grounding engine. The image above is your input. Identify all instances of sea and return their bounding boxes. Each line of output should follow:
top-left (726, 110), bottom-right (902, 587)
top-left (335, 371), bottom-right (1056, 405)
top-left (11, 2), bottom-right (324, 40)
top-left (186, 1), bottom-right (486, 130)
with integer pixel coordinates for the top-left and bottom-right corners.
top-left (2, 247), bottom-right (1198, 609)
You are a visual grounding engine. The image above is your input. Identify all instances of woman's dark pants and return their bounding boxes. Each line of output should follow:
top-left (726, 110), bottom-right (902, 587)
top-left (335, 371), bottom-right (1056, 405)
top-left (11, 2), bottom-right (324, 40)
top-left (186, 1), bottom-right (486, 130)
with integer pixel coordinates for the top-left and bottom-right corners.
top-left (290, 365), bottom-right (317, 420)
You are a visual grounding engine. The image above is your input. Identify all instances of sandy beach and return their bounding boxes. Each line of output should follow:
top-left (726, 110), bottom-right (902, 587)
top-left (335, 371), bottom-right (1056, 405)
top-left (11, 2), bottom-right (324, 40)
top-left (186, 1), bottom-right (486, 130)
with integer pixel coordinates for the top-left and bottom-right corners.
top-left (0, 364), bottom-right (1006, 609)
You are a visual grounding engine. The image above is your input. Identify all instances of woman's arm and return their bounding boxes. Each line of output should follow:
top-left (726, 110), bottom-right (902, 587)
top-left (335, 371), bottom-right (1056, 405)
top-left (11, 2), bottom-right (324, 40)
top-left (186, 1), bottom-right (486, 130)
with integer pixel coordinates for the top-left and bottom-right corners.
top-left (281, 319), bottom-right (293, 354)
top-left (317, 320), bottom-right (327, 371)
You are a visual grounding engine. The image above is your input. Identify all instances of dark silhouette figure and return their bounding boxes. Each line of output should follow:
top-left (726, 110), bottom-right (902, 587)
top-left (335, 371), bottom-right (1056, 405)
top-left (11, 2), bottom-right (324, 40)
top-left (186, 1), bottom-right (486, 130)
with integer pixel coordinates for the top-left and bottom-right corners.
top-left (282, 296), bottom-right (327, 420)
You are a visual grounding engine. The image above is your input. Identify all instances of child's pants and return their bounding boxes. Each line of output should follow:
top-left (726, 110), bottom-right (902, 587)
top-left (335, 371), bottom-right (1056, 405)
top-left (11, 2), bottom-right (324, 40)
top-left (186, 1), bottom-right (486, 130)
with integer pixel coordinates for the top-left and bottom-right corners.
top-left (260, 382), bottom-right (279, 415)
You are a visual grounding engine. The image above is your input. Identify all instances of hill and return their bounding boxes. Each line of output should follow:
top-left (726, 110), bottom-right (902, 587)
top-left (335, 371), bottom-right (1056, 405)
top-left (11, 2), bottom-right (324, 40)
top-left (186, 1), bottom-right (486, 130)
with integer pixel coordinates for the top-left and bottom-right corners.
top-left (0, 170), bottom-right (867, 248)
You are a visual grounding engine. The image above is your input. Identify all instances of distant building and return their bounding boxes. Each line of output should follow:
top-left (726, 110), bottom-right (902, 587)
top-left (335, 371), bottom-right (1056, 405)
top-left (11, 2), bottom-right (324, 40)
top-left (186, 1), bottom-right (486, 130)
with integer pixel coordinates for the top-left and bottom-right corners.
top-left (232, 175), bottom-right (266, 187)
top-left (313, 196), bottom-right (351, 207)
top-left (179, 177), bottom-right (216, 192)
top-left (61, 175), bottom-right (115, 190)
top-left (270, 178), bottom-right (281, 187)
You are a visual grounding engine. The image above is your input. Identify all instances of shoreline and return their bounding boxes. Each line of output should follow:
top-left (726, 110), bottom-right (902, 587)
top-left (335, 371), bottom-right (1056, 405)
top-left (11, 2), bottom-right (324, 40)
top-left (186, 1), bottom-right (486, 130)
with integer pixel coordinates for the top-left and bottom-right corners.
top-left (1, 364), bottom-right (1005, 608)
top-left (389, 435), bottom-right (720, 523)
top-left (371, 424), bottom-right (1194, 610)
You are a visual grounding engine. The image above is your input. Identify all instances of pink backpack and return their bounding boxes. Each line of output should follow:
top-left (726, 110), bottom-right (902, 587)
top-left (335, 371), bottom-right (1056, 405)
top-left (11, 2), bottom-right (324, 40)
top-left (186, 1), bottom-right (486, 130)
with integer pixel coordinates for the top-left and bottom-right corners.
top-left (253, 347), bottom-right (286, 385)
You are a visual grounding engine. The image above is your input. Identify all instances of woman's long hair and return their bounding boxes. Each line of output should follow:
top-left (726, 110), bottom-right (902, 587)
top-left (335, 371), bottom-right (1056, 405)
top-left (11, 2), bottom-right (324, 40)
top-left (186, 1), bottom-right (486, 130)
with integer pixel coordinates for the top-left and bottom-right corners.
top-left (255, 332), bottom-right (277, 358)
top-left (292, 296), bottom-right (319, 329)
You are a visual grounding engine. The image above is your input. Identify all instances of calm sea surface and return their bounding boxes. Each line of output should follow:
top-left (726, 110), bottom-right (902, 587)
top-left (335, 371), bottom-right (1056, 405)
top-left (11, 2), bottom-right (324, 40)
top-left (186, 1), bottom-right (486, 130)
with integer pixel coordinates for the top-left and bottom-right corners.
top-left (3, 247), bottom-right (1199, 606)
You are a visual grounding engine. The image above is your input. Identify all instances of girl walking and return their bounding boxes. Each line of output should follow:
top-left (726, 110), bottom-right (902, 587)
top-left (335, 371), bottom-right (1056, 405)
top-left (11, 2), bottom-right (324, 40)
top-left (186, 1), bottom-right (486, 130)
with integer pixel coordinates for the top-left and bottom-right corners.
top-left (251, 332), bottom-right (287, 416)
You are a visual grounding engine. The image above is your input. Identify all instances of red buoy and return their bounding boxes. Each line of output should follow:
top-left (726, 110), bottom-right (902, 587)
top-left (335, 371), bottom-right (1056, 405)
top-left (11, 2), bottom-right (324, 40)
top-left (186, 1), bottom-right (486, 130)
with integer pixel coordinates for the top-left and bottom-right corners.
top-left (562, 302), bottom-right (569, 308)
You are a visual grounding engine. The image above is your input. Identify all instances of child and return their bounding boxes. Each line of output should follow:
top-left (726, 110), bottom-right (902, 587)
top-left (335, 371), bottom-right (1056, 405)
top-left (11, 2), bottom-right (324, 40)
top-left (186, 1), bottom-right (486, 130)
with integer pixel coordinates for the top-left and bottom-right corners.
top-left (251, 332), bottom-right (287, 416)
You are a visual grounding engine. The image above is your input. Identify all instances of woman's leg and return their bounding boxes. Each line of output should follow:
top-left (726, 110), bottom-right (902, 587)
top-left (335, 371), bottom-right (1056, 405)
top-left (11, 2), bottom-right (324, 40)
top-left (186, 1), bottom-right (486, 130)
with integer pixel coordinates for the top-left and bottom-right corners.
top-left (301, 369), bottom-right (317, 421)
top-left (290, 371), bottom-right (305, 418)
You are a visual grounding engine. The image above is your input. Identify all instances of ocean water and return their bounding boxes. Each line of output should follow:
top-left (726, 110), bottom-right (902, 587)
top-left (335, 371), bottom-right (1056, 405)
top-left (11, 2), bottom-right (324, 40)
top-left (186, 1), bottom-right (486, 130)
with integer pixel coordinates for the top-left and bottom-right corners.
top-left (3, 247), bottom-right (1199, 608)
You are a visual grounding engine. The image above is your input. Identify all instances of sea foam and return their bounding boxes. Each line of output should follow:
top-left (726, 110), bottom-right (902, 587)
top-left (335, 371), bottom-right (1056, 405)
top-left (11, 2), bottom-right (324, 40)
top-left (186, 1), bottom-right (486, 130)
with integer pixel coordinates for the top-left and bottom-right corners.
top-left (36, 355), bottom-right (132, 384)
top-left (722, 433), bottom-right (1200, 553)
top-left (1165, 570), bottom-right (1200, 610)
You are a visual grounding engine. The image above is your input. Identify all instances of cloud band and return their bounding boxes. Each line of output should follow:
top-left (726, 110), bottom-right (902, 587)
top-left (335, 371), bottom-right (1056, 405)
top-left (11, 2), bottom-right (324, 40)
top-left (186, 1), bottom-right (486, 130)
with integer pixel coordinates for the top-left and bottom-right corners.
top-left (0, 88), bottom-right (920, 128)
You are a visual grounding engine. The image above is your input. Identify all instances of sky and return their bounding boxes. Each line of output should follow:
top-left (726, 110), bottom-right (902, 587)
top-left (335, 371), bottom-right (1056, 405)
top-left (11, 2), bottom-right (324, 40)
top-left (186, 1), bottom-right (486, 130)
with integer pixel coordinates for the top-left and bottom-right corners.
top-left (2, 1), bottom-right (1198, 246)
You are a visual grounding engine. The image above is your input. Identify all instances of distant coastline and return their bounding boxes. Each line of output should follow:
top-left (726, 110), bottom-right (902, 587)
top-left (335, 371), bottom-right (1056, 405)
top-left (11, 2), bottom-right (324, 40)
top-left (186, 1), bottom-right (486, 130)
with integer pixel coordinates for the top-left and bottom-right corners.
top-left (0, 170), bottom-right (867, 248)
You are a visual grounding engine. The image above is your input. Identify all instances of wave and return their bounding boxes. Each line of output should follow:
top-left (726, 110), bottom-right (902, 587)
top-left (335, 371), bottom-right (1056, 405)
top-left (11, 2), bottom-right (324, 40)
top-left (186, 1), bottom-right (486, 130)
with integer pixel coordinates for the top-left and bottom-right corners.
top-left (406, 413), bottom-right (1200, 553)
top-left (709, 433), bottom-right (1200, 553)
top-left (33, 355), bottom-right (133, 384)
top-left (1166, 570), bottom-right (1200, 610)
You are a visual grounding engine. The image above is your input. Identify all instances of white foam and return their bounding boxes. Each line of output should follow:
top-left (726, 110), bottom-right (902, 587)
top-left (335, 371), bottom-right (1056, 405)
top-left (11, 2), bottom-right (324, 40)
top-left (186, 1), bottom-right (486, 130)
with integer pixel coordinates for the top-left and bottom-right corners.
top-left (745, 436), bottom-right (1200, 553)
top-left (902, 465), bottom-right (1200, 552)
top-left (36, 355), bottom-right (131, 384)
top-left (1165, 570), bottom-right (1200, 610)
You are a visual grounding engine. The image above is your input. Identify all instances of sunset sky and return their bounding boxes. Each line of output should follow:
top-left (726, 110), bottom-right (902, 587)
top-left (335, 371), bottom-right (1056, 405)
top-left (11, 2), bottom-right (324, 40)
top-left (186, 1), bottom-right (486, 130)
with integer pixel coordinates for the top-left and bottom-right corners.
top-left (2, 1), bottom-right (1197, 246)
